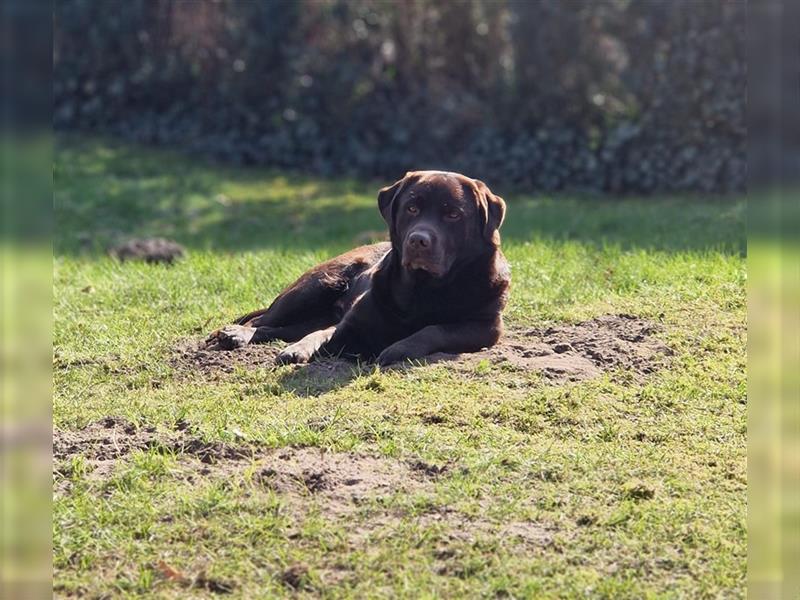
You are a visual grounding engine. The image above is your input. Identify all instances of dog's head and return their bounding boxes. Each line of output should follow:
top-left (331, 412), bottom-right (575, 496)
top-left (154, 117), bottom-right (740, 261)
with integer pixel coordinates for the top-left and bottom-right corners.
top-left (377, 171), bottom-right (506, 278)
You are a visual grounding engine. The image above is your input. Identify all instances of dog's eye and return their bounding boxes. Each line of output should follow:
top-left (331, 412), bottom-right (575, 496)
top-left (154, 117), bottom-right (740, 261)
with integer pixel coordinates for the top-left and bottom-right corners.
top-left (444, 209), bottom-right (462, 221)
top-left (407, 205), bottom-right (419, 215)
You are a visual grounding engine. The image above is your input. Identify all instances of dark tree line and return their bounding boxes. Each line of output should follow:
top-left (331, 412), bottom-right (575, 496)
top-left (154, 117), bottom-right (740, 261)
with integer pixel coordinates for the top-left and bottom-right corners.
top-left (54, 0), bottom-right (745, 194)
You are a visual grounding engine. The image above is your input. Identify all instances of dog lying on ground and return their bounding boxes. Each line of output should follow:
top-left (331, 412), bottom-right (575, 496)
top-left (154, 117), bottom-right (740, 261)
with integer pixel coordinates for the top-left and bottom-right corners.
top-left (205, 171), bottom-right (510, 366)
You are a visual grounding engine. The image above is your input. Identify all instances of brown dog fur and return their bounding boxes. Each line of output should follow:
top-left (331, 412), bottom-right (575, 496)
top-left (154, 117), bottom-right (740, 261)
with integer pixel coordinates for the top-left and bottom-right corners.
top-left (206, 171), bottom-right (510, 366)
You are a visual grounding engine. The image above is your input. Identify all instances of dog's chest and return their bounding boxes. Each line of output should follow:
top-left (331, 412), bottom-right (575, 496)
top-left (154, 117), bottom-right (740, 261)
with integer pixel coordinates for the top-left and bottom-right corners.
top-left (397, 279), bottom-right (486, 325)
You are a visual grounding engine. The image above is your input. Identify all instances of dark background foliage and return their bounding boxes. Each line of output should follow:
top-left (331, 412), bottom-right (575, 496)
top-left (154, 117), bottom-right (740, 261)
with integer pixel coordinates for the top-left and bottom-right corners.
top-left (53, 0), bottom-right (745, 194)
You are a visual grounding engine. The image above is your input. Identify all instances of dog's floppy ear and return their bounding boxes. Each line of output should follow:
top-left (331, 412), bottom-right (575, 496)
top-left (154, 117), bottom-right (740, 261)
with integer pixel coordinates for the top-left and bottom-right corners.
top-left (473, 178), bottom-right (506, 245)
top-left (377, 172), bottom-right (415, 226)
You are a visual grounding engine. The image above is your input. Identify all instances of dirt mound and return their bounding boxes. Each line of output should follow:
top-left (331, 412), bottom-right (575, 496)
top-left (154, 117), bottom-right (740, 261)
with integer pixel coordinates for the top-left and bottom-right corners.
top-left (254, 448), bottom-right (434, 517)
top-left (53, 416), bottom-right (255, 464)
top-left (172, 314), bottom-right (670, 383)
top-left (108, 238), bottom-right (185, 264)
top-left (171, 339), bottom-right (282, 376)
top-left (53, 418), bottom-right (427, 504)
top-left (171, 340), bottom-right (358, 394)
top-left (431, 313), bottom-right (672, 381)
top-left (53, 418), bottom-right (435, 524)
top-left (415, 507), bottom-right (552, 548)
top-left (54, 416), bottom-right (552, 581)
top-left (54, 416), bottom-right (161, 462)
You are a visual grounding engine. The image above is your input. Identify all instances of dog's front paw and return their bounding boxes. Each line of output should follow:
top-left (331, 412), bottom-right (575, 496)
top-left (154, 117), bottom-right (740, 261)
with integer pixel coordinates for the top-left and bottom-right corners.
top-left (377, 342), bottom-right (422, 367)
top-left (205, 325), bottom-right (257, 350)
top-left (276, 342), bottom-right (313, 365)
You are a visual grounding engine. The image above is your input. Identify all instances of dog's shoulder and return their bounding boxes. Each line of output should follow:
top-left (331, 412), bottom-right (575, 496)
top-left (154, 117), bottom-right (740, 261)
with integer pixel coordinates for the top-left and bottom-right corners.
top-left (331, 242), bottom-right (391, 269)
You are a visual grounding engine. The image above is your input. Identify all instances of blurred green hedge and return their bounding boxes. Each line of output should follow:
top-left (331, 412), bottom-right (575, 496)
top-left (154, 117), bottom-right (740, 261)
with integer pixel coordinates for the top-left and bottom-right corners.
top-left (54, 0), bottom-right (745, 194)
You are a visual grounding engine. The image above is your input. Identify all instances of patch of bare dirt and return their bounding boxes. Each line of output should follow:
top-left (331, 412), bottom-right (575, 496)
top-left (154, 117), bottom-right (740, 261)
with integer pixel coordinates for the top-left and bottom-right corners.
top-left (171, 339), bottom-right (282, 376)
top-left (171, 314), bottom-right (669, 384)
top-left (253, 447), bottom-right (432, 518)
top-left (54, 417), bottom-right (552, 567)
top-left (108, 237), bottom-right (185, 264)
top-left (54, 416), bottom-right (160, 463)
top-left (53, 416), bottom-right (254, 465)
top-left (52, 417), bottom-right (257, 495)
top-left (417, 508), bottom-right (552, 548)
top-left (52, 418), bottom-right (428, 505)
top-left (426, 313), bottom-right (672, 381)
top-left (171, 339), bottom-right (357, 394)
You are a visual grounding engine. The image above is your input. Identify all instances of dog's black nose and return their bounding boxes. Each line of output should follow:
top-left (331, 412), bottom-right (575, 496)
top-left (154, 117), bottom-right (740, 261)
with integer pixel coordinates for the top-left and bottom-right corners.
top-left (408, 230), bottom-right (432, 250)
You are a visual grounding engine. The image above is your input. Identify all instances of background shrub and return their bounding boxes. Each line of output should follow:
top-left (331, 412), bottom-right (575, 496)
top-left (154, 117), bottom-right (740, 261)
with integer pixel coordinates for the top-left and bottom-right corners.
top-left (53, 0), bottom-right (745, 194)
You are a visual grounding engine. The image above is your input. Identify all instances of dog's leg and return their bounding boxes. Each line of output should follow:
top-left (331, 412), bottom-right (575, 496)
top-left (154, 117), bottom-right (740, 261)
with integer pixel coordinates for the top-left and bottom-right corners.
top-left (376, 319), bottom-right (502, 366)
top-left (206, 316), bottom-right (336, 350)
top-left (206, 268), bottom-right (349, 349)
top-left (235, 271), bottom-right (347, 329)
top-left (275, 326), bottom-right (337, 364)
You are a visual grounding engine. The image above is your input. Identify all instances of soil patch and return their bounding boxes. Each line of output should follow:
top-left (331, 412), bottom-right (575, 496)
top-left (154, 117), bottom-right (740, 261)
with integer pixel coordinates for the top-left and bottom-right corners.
top-left (54, 416), bottom-right (161, 463)
top-left (108, 238), bottom-right (185, 264)
top-left (53, 416), bottom-right (254, 465)
top-left (171, 339), bottom-right (358, 393)
top-left (253, 447), bottom-right (432, 518)
top-left (52, 418), bottom-right (430, 510)
top-left (416, 508), bottom-right (552, 548)
top-left (428, 313), bottom-right (673, 381)
top-left (172, 313), bottom-right (671, 383)
top-left (171, 338), bottom-right (283, 376)
top-left (54, 417), bottom-right (552, 564)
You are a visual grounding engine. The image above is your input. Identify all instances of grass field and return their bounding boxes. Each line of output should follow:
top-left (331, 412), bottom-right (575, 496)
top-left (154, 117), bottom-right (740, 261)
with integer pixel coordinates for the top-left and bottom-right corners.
top-left (53, 135), bottom-right (746, 598)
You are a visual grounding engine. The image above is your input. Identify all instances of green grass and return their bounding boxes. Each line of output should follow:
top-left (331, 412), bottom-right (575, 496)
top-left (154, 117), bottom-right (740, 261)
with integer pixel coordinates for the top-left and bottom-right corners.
top-left (53, 134), bottom-right (746, 598)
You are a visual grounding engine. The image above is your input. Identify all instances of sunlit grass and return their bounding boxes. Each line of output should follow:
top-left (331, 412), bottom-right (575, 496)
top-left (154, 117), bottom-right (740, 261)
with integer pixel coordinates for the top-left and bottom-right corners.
top-left (53, 135), bottom-right (746, 598)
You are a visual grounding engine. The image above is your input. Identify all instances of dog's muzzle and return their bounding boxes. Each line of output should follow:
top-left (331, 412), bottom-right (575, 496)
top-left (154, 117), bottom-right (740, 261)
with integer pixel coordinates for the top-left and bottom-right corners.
top-left (402, 229), bottom-right (445, 276)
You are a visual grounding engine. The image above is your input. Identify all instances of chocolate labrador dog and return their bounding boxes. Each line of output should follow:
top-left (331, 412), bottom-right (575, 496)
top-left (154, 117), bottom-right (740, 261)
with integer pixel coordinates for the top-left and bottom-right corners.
top-left (205, 171), bottom-right (510, 366)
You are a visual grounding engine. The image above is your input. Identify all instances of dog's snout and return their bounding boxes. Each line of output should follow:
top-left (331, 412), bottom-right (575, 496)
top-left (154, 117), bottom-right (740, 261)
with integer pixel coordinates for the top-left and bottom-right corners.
top-left (408, 230), bottom-right (432, 250)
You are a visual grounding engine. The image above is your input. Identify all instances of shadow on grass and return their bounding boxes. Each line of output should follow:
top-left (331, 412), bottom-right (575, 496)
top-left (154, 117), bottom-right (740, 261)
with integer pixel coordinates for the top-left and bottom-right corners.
top-left (276, 359), bottom-right (363, 398)
top-left (55, 134), bottom-right (746, 257)
top-left (172, 337), bottom-right (362, 397)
